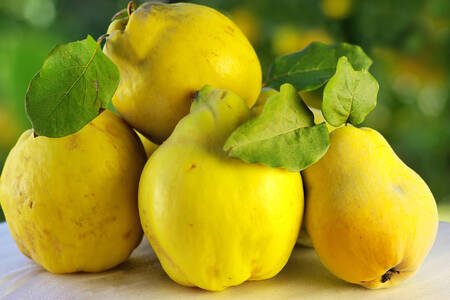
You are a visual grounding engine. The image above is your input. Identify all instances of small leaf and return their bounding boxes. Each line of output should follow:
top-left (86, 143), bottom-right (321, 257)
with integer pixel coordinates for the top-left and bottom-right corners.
top-left (224, 83), bottom-right (330, 171)
top-left (25, 35), bottom-right (120, 138)
top-left (265, 42), bottom-right (372, 92)
top-left (322, 56), bottom-right (379, 126)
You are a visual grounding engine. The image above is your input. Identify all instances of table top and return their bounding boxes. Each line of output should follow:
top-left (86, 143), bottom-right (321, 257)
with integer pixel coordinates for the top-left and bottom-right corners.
top-left (1, 222), bottom-right (449, 300)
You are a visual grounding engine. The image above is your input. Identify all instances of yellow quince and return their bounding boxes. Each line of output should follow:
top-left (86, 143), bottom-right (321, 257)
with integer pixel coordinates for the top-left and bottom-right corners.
top-left (0, 111), bottom-right (146, 273)
top-left (304, 126), bottom-right (438, 288)
top-left (139, 86), bottom-right (303, 291)
top-left (104, 2), bottom-right (262, 143)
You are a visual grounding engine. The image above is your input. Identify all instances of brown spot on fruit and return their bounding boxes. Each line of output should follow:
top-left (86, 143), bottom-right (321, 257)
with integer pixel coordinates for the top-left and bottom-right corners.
top-left (226, 25), bottom-right (235, 35)
top-left (189, 164), bottom-right (196, 170)
top-left (102, 216), bottom-right (117, 224)
top-left (106, 123), bottom-right (121, 138)
top-left (68, 135), bottom-right (79, 150)
top-left (29, 201), bottom-right (33, 209)
top-left (208, 266), bottom-right (220, 277)
top-left (252, 266), bottom-right (262, 275)
top-left (123, 230), bottom-right (132, 239)
top-left (57, 209), bottom-right (63, 220)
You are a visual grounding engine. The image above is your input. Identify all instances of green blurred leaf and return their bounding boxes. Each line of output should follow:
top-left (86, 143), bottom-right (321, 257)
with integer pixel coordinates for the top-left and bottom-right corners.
top-left (224, 83), bottom-right (330, 171)
top-left (322, 56), bottom-right (379, 126)
top-left (25, 35), bottom-right (119, 138)
top-left (265, 42), bottom-right (373, 92)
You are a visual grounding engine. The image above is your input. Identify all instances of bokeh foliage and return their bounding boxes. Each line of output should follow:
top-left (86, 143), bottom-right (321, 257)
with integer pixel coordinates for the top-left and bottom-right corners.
top-left (0, 0), bottom-right (449, 221)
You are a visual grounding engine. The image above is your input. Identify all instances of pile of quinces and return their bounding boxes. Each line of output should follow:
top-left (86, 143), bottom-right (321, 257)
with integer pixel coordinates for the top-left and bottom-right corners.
top-left (0, 1), bottom-right (438, 292)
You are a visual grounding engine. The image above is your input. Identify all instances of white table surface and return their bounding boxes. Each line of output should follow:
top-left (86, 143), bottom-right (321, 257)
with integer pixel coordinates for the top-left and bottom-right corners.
top-left (1, 222), bottom-right (449, 300)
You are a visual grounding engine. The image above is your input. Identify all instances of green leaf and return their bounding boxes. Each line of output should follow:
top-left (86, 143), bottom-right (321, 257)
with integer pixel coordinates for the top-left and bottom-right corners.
top-left (322, 56), bottom-right (379, 126)
top-left (224, 83), bottom-right (330, 171)
top-left (25, 35), bottom-right (120, 138)
top-left (265, 42), bottom-right (373, 92)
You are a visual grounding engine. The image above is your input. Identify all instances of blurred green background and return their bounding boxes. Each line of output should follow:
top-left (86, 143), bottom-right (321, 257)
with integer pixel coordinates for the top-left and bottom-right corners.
top-left (0, 0), bottom-right (449, 222)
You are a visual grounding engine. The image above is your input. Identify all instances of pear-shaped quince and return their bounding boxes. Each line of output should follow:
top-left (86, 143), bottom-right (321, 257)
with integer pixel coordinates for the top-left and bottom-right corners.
top-left (304, 126), bottom-right (438, 288)
top-left (138, 86), bottom-right (303, 291)
top-left (297, 106), bottom-right (337, 248)
top-left (0, 111), bottom-right (146, 273)
top-left (104, 2), bottom-right (262, 143)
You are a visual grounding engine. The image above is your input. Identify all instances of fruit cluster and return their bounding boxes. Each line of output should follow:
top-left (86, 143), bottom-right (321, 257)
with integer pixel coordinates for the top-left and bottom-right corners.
top-left (0, 1), bottom-right (438, 293)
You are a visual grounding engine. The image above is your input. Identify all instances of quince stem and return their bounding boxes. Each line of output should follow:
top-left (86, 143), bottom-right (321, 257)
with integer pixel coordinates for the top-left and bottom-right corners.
top-left (127, 1), bottom-right (136, 17)
top-left (97, 33), bottom-right (109, 45)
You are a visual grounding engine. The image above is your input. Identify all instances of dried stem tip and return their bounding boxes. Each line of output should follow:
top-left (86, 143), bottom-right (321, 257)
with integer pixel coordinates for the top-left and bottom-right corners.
top-left (97, 33), bottom-right (110, 45)
top-left (127, 1), bottom-right (136, 16)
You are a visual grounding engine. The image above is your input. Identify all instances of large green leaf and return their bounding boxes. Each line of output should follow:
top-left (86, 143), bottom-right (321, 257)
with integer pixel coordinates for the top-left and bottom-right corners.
top-left (25, 35), bottom-right (120, 138)
top-left (224, 83), bottom-right (330, 171)
top-left (265, 42), bottom-right (373, 92)
top-left (322, 56), bottom-right (379, 126)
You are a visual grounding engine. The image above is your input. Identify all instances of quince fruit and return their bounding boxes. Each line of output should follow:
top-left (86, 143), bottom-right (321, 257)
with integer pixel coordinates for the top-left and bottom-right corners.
top-left (304, 126), bottom-right (438, 288)
top-left (139, 86), bottom-right (303, 291)
top-left (104, 2), bottom-right (262, 143)
top-left (0, 111), bottom-right (146, 273)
